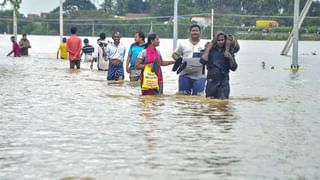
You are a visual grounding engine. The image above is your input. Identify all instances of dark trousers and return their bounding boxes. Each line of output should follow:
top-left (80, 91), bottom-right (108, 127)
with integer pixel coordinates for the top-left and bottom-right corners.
top-left (69, 60), bottom-right (81, 69)
top-left (205, 78), bottom-right (230, 99)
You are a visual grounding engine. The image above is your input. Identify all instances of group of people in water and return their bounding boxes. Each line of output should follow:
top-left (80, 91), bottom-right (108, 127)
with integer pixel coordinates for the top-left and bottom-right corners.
top-left (8, 24), bottom-right (239, 99)
top-left (7, 34), bottom-right (31, 57)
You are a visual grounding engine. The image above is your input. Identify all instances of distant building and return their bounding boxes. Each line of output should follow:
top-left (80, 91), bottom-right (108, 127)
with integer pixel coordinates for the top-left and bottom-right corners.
top-left (191, 16), bottom-right (212, 28)
top-left (125, 13), bottom-right (149, 20)
top-left (27, 14), bottom-right (40, 19)
top-left (40, 13), bottom-right (49, 18)
top-left (167, 16), bottom-right (188, 24)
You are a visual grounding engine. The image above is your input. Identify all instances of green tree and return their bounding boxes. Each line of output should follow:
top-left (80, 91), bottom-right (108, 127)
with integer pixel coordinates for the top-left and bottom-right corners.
top-left (127, 0), bottom-right (150, 13)
top-left (309, 1), bottom-right (320, 16)
top-left (100, 0), bottom-right (113, 13)
top-left (115, 0), bottom-right (127, 15)
top-left (51, 0), bottom-right (96, 13)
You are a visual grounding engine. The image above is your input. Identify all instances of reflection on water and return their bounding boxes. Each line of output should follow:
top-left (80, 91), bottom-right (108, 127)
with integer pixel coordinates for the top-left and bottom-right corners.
top-left (1, 38), bottom-right (320, 179)
top-left (137, 95), bottom-right (241, 178)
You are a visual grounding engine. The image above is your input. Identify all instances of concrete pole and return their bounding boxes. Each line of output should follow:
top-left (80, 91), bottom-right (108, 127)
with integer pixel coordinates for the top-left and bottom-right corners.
top-left (173, 0), bottom-right (179, 51)
top-left (211, 9), bottom-right (214, 40)
top-left (292, 0), bottom-right (299, 69)
top-left (281, 0), bottom-right (312, 55)
top-left (59, 0), bottom-right (63, 42)
top-left (13, 7), bottom-right (17, 39)
top-left (92, 23), bottom-right (95, 37)
top-left (46, 23), bottom-right (49, 35)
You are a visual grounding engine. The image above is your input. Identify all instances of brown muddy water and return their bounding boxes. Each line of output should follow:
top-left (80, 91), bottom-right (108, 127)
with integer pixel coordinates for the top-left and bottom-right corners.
top-left (0, 35), bottom-right (320, 180)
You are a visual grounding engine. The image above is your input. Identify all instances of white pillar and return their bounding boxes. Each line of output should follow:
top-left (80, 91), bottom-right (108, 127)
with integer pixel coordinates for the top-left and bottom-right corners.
top-left (211, 9), bottom-right (214, 40)
top-left (13, 7), bottom-right (17, 39)
top-left (292, 0), bottom-right (299, 69)
top-left (59, 0), bottom-right (63, 42)
top-left (173, 0), bottom-right (179, 51)
top-left (92, 23), bottom-right (95, 37)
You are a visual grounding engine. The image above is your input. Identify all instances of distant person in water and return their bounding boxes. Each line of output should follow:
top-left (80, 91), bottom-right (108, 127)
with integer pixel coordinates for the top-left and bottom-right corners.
top-left (7, 36), bottom-right (21, 57)
top-left (93, 32), bottom-right (109, 70)
top-left (126, 32), bottom-right (146, 81)
top-left (66, 27), bottom-right (82, 69)
top-left (200, 31), bottom-right (238, 99)
top-left (19, 34), bottom-right (31, 56)
top-left (105, 32), bottom-right (126, 80)
top-left (57, 37), bottom-right (68, 60)
top-left (135, 33), bottom-right (175, 95)
top-left (81, 38), bottom-right (95, 63)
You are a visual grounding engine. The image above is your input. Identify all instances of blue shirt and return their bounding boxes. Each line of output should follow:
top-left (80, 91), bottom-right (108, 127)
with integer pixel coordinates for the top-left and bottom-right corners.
top-left (128, 43), bottom-right (145, 69)
top-left (200, 47), bottom-right (237, 80)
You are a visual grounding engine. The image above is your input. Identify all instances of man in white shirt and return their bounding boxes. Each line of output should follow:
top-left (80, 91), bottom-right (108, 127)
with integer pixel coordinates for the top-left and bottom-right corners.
top-left (172, 24), bottom-right (206, 95)
top-left (105, 32), bottom-right (126, 81)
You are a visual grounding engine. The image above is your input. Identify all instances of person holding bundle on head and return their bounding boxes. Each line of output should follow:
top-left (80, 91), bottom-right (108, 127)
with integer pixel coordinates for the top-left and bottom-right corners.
top-left (200, 31), bottom-right (238, 99)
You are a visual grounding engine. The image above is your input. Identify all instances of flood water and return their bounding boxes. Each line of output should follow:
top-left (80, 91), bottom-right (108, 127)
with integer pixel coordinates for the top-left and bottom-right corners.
top-left (1, 35), bottom-right (320, 180)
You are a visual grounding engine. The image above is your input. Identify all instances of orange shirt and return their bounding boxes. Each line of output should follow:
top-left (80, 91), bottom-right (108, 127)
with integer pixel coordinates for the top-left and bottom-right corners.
top-left (66, 34), bottom-right (82, 61)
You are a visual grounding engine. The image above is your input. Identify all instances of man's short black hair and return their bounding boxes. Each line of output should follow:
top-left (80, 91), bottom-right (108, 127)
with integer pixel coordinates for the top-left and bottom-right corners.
top-left (99, 32), bottom-right (106, 40)
top-left (22, 34), bottom-right (27, 36)
top-left (83, 38), bottom-right (89, 43)
top-left (135, 31), bottom-right (145, 42)
top-left (189, 24), bottom-right (201, 32)
top-left (70, 27), bottom-right (77, 34)
top-left (62, 37), bottom-right (67, 42)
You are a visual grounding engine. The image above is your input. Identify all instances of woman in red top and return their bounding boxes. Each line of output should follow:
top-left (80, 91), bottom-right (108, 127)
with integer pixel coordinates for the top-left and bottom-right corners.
top-left (135, 33), bottom-right (175, 95)
top-left (7, 36), bottom-right (21, 57)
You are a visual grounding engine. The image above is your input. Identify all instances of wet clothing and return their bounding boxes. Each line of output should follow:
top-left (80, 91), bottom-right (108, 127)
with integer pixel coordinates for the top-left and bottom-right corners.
top-left (128, 43), bottom-right (145, 81)
top-left (12, 41), bottom-right (21, 57)
top-left (200, 47), bottom-right (237, 99)
top-left (105, 43), bottom-right (126, 62)
top-left (70, 60), bottom-right (81, 69)
top-left (82, 44), bottom-right (95, 62)
top-left (128, 43), bottom-right (145, 70)
top-left (138, 46), bottom-right (163, 95)
top-left (178, 76), bottom-right (206, 95)
top-left (174, 39), bottom-right (206, 95)
top-left (129, 69), bottom-right (141, 81)
top-left (67, 34), bottom-right (82, 69)
top-left (58, 43), bottom-right (68, 60)
top-left (107, 63), bottom-right (124, 80)
top-left (96, 45), bottom-right (108, 71)
top-left (105, 43), bottom-right (126, 80)
top-left (67, 34), bottom-right (82, 61)
top-left (19, 39), bottom-right (31, 56)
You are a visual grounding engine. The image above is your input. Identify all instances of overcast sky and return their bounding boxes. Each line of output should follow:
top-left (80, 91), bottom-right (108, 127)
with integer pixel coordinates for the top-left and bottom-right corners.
top-left (2, 0), bottom-right (103, 15)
